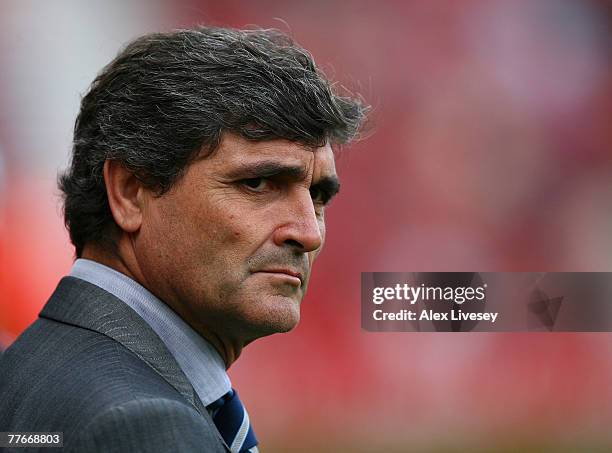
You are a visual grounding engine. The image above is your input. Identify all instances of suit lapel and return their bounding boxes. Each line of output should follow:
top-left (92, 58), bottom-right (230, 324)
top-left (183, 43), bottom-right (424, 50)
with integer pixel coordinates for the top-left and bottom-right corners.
top-left (40, 276), bottom-right (228, 450)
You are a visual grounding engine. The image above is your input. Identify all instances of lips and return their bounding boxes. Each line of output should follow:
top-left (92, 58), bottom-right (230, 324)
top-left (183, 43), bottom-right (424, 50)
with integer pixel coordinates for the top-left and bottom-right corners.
top-left (256, 268), bottom-right (304, 285)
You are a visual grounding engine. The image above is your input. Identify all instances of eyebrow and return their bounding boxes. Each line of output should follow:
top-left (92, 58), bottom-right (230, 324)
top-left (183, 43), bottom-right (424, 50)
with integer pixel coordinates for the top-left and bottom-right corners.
top-left (311, 176), bottom-right (341, 201)
top-left (226, 161), bottom-right (308, 180)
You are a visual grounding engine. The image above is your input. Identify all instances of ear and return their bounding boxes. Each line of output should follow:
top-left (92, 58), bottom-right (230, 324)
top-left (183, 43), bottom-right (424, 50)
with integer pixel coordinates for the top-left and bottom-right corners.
top-left (103, 160), bottom-right (144, 233)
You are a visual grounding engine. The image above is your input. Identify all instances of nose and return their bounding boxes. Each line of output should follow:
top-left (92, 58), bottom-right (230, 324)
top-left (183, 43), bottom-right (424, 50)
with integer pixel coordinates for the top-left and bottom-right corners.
top-left (272, 190), bottom-right (323, 253)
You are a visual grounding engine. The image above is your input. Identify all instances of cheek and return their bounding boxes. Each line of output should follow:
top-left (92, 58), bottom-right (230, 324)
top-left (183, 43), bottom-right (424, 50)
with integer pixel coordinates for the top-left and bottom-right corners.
top-left (225, 210), bottom-right (271, 247)
top-left (317, 216), bottom-right (327, 250)
top-left (180, 195), bottom-right (273, 265)
top-left (228, 215), bottom-right (241, 239)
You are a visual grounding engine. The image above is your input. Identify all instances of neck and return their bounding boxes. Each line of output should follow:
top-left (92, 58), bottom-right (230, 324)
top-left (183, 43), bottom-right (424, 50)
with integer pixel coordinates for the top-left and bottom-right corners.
top-left (80, 241), bottom-right (243, 368)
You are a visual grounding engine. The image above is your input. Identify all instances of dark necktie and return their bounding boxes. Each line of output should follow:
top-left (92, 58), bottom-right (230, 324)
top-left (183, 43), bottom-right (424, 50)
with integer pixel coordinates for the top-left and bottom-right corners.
top-left (208, 389), bottom-right (259, 453)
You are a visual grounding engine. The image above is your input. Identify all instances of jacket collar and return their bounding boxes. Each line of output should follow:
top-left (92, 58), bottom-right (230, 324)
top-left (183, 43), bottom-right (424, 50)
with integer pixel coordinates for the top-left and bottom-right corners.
top-left (41, 276), bottom-right (206, 409)
top-left (39, 276), bottom-right (230, 450)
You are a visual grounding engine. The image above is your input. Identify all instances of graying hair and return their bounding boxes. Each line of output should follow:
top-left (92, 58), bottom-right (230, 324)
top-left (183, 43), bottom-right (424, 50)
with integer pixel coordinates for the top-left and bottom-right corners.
top-left (59, 26), bottom-right (368, 257)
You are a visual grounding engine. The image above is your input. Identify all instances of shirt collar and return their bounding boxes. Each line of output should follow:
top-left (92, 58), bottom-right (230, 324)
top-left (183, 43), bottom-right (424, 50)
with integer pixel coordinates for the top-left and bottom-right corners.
top-left (69, 258), bottom-right (231, 406)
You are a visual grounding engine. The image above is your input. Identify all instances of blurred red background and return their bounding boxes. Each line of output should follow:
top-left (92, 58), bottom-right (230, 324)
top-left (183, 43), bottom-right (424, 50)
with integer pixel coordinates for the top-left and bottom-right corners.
top-left (2, 1), bottom-right (612, 451)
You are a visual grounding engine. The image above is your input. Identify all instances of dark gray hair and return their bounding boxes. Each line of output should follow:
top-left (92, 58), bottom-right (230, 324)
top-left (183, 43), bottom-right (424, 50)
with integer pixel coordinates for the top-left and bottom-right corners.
top-left (59, 26), bottom-right (368, 257)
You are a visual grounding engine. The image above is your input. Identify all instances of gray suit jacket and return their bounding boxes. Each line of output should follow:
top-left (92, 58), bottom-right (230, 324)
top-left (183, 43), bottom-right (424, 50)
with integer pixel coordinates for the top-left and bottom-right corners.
top-left (0, 277), bottom-right (230, 452)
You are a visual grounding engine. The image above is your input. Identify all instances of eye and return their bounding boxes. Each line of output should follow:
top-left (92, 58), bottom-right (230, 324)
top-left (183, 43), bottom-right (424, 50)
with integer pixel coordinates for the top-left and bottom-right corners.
top-left (310, 187), bottom-right (327, 205)
top-left (241, 177), bottom-right (269, 192)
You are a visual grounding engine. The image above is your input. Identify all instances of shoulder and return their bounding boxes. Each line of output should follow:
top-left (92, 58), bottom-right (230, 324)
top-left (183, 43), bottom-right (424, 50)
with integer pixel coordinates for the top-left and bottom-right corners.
top-left (1, 317), bottom-right (170, 396)
top-left (65, 398), bottom-right (226, 453)
top-left (0, 318), bottom-right (187, 431)
top-left (1, 318), bottom-right (226, 451)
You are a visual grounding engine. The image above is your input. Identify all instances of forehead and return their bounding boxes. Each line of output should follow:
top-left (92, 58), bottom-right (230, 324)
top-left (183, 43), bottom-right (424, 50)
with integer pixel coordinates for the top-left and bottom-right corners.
top-left (205, 133), bottom-right (336, 177)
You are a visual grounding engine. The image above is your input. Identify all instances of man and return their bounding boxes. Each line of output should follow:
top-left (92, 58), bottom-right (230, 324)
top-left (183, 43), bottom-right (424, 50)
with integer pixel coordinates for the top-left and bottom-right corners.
top-left (0, 26), bottom-right (366, 452)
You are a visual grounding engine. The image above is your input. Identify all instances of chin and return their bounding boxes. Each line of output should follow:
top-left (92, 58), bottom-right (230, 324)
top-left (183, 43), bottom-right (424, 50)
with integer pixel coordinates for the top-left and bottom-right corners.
top-left (246, 295), bottom-right (301, 336)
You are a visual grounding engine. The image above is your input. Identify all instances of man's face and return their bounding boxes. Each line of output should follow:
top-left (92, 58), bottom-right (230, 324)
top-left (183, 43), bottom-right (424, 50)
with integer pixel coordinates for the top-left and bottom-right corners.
top-left (135, 133), bottom-right (339, 344)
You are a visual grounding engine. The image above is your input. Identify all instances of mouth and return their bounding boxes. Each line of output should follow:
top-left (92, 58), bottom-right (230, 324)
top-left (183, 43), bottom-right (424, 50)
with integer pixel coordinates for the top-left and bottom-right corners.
top-left (255, 268), bottom-right (304, 286)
